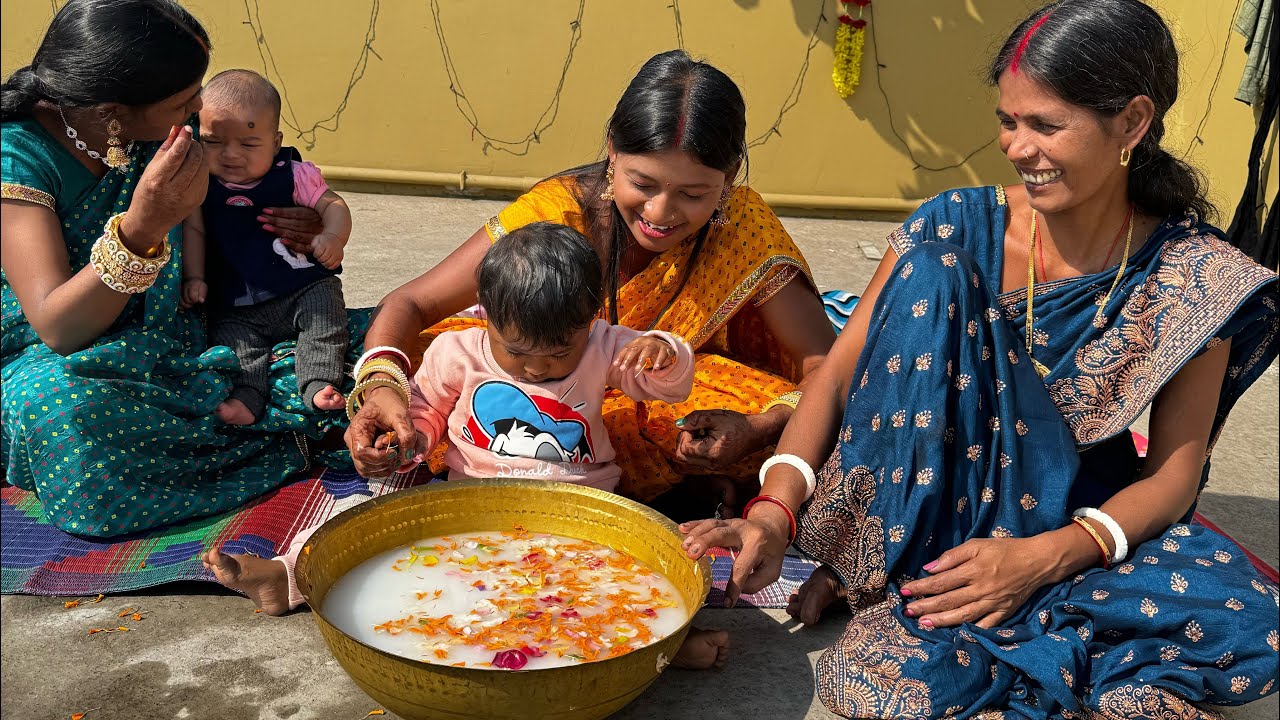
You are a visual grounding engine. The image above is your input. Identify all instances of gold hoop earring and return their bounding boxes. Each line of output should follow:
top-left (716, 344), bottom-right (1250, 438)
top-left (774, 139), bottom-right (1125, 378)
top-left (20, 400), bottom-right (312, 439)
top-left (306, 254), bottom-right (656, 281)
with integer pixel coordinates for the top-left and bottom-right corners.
top-left (599, 160), bottom-right (616, 202)
top-left (1119, 147), bottom-right (1131, 167)
top-left (709, 185), bottom-right (734, 228)
top-left (105, 118), bottom-right (130, 170)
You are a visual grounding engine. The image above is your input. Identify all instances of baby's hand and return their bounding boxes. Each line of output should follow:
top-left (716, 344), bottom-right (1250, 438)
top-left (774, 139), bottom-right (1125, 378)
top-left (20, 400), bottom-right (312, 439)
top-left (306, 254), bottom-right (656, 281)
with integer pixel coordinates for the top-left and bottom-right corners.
top-left (311, 234), bottom-right (345, 270)
top-left (614, 336), bottom-right (676, 379)
top-left (180, 278), bottom-right (207, 310)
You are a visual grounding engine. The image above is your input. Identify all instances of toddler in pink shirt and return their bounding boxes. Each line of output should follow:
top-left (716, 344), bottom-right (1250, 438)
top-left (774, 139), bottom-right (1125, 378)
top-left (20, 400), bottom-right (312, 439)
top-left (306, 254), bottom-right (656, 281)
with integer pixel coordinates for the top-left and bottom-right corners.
top-left (408, 321), bottom-right (692, 491)
top-left (403, 219), bottom-right (692, 492)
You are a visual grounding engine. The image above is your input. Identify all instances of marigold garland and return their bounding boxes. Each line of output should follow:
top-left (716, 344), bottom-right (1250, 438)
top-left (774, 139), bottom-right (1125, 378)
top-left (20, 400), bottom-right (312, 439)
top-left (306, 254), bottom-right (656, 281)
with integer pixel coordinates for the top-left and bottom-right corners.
top-left (833, 0), bottom-right (870, 98)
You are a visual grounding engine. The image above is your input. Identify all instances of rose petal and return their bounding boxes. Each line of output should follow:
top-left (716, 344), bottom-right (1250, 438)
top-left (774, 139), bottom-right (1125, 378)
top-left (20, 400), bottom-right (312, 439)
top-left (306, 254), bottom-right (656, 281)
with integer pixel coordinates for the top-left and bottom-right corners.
top-left (492, 649), bottom-right (529, 670)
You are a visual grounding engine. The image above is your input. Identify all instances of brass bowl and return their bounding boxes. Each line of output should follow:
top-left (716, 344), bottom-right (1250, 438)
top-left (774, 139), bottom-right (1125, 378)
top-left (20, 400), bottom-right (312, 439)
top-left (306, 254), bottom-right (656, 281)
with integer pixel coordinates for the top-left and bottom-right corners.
top-left (296, 478), bottom-right (711, 720)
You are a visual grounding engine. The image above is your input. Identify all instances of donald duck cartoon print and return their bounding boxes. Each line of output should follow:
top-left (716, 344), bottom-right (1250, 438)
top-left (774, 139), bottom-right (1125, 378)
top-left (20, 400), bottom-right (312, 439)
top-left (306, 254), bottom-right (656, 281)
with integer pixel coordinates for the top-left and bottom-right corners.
top-left (461, 380), bottom-right (596, 464)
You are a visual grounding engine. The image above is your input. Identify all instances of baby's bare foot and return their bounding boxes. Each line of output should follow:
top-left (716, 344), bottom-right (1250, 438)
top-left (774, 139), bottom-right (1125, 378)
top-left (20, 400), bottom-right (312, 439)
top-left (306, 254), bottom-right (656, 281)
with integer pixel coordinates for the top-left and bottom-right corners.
top-left (215, 399), bottom-right (256, 425)
top-left (202, 548), bottom-right (292, 615)
top-left (786, 564), bottom-right (846, 626)
top-left (671, 627), bottom-right (730, 670)
top-left (311, 385), bottom-right (345, 411)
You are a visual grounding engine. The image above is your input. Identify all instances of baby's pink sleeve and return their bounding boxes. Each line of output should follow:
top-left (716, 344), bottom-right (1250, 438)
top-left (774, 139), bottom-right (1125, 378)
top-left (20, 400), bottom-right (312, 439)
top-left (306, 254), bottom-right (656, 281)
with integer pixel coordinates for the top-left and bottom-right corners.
top-left (408, 338), bottom-right (461, 449)
top-left (291, 160), bottom-right (330, 208)
top-left (604, 327), bottom-right (695, 403)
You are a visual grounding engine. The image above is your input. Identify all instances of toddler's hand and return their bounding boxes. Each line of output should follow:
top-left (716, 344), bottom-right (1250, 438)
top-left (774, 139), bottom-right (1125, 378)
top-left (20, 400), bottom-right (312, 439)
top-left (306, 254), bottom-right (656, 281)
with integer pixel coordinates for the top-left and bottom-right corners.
top-left (311, 234), bottom-right (345, 270)
top-left (180, 278), bottom-right (207, 310)
top-left (614, 336), bottom-right (676, 378)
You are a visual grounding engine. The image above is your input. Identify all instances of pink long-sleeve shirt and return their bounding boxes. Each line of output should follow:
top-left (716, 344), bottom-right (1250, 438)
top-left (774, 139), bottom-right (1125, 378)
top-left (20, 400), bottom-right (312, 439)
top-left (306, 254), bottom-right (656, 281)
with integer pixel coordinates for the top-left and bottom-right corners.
top-left (409, 321), bottom-right (694, 492)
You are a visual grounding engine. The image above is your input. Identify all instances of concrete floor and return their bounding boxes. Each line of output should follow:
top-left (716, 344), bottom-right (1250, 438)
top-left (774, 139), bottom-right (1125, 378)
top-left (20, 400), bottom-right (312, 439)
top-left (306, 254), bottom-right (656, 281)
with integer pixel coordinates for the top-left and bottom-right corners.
top-left (2, 191), bottom-right (1276, 720)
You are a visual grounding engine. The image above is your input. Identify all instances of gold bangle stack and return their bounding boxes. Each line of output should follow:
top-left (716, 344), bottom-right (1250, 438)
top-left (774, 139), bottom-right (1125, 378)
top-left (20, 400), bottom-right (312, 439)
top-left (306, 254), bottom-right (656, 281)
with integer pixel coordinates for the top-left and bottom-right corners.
top-left (346, 357), bottom-right (412, 420)
top-left (89, 212), bottom-right (170, 294)
top-left (762, 390), bottom-right (803, 413)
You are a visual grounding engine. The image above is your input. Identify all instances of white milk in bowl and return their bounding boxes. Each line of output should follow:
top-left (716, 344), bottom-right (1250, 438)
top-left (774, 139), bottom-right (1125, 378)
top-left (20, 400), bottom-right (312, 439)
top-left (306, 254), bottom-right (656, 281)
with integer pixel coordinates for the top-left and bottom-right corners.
top-left (323, 526), bottom-right (688, 670)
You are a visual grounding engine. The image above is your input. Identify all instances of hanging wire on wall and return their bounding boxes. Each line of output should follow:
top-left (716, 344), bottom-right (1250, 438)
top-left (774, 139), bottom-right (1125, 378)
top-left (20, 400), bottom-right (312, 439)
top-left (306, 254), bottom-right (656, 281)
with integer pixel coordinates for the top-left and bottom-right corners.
top-left (235, 0), bottom-right (1002, 171)
top-left (670, 0), bottom-right (685, 50)
top-left (1182, 0), bottom-right (1245, 159)
top-left (865, 2), bottom-right (996, 171)
top-left (747, 3), bottom-right (828, 149)
top-left (242, 0), bottom-right (382, 151)
top-left (429, 0), bottom-right (585, 157)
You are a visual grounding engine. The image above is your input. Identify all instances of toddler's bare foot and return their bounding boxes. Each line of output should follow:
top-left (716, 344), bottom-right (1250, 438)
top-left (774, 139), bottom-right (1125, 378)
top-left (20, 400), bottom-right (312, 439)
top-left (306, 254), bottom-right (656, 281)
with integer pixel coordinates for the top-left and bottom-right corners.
top-left (786, 564), bottom-right (847, 626)
top-left (215, 399), bottom-right (256, 425)
top-left (671, 627), bottom-right (729, 670)
top-left (311, 385), bottom-right (345, 411)
top-left (202, 548), bottom-right (292, 615)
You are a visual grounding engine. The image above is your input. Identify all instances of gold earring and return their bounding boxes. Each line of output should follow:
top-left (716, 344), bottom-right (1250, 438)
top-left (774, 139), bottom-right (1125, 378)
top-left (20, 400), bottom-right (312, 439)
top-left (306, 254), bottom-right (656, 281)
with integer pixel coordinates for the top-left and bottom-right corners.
top-left (1119, 147), bottom-right (1131, 167)
top-left (599, 160), bottom-right (616, 202)
top-left (105, 118), bottom-right (130, 170)
top-left (709, 185), bottom-right (734, 228)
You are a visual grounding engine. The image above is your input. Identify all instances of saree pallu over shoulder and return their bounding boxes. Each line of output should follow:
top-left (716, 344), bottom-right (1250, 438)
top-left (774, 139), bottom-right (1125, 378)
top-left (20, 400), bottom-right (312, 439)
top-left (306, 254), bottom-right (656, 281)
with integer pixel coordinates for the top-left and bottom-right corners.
top-left (442, 177), bottom-right (820, 500)
top-left (1022, 228), bottom-right (1277, 450)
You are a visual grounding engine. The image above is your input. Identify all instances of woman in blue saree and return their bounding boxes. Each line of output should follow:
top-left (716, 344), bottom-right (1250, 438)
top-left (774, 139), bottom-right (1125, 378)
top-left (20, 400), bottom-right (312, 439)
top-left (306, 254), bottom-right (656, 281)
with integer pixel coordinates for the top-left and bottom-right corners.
top-left (1, 0), bottom-right (363, 538)
top-left (682, 1), bottom-right (1279, 717)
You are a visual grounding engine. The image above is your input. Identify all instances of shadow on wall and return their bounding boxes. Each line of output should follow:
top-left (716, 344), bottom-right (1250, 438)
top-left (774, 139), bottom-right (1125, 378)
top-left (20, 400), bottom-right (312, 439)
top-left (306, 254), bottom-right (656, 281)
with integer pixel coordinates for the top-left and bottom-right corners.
top-left (744, 0), bottom-right (1035, 200)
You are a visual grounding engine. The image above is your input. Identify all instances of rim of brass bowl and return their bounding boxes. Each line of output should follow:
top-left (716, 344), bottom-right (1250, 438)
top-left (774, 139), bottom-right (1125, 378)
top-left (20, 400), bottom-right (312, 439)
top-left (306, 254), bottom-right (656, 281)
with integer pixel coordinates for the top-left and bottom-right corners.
top-left (296, 478), bottom-right (712, 720)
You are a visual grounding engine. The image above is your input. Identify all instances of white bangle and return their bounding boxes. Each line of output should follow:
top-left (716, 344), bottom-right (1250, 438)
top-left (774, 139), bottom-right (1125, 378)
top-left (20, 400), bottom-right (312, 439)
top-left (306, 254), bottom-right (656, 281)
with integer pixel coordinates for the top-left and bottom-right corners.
top-left (353, 346), bottom-right (411, 379)
top-left (759, 454), bottom-right (817, 500)
top-left (1072, 507), bottom-right (1128, 563)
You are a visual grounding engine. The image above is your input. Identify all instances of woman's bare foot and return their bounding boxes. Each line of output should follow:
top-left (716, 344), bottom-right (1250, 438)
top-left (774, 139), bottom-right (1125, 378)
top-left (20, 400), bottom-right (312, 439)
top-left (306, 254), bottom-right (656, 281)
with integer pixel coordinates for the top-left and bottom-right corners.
top-left (786, 564), bottom-right (847, 626)
top-left (671, 627), bottom-right (730, 670)
top-left (215, 399), bottom-right (256, 425)
top-left (202, 548), bottom-right (292, 615)
top-left (311, 385), bottom-right (345, 411)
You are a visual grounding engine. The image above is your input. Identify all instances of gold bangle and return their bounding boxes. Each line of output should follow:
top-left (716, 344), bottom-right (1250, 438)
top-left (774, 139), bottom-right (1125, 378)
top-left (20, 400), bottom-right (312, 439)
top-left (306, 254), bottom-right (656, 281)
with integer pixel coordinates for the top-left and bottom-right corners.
top-left (103, 212), bottom-right (171, 268)
top-left (356, 359), bottom-right (411, 404)
top-left (90, 212), bottom-right (170, 294)
top-left (346, 377), bottom-right (409, 421)
top-left (358, 357), bottom-right (409, 385)
top-left (349, 376), bottom-right (407, 411)
top-left (91, 237), bottom-right (157, 294)
top-left (762, 390), bottom-right (803, 413)
top-left (1070, 516), bottom-right (1112, 569)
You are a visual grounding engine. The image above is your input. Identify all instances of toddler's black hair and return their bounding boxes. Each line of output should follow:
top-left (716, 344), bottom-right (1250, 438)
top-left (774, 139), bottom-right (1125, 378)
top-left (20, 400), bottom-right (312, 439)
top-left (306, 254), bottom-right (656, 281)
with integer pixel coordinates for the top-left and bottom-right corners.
top-left (478, 221), bottom-right (604, 348)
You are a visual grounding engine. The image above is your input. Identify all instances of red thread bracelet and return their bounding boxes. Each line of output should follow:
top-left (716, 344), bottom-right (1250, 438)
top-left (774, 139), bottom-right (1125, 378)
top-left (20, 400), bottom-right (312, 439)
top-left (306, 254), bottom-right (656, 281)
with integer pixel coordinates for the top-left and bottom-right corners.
top-left (743, 494), bottom-right (797, 543)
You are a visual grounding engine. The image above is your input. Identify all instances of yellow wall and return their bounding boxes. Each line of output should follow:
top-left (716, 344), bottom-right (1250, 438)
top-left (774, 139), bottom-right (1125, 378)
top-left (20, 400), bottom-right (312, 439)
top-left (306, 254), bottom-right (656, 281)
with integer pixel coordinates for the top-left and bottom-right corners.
top-left (3, 1), bottom-right (1274, 219)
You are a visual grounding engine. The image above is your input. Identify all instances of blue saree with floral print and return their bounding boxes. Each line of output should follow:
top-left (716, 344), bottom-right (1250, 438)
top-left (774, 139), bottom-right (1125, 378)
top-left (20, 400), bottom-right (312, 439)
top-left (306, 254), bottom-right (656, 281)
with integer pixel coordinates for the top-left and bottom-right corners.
top-left (796, 186), bottom-right (1278, 719)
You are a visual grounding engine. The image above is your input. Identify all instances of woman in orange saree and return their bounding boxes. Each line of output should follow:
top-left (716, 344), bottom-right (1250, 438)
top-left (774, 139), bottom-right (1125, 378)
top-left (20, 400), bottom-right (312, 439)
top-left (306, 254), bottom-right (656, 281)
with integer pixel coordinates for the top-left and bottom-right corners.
top-left (343, 50), bottom-right (836, 516)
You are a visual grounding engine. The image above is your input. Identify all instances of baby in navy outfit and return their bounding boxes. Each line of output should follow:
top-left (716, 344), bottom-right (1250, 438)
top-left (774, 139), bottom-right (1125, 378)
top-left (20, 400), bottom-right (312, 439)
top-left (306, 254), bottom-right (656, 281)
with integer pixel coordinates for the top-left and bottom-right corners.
top-left (182, 69), bottom-right (351, 425)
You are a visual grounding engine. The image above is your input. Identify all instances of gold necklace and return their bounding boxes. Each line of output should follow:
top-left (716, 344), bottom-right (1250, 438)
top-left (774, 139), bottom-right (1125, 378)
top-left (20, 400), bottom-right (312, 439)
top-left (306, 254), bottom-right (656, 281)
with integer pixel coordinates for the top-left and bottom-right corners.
top-left (1025, 206), bottom-right (1134, 378)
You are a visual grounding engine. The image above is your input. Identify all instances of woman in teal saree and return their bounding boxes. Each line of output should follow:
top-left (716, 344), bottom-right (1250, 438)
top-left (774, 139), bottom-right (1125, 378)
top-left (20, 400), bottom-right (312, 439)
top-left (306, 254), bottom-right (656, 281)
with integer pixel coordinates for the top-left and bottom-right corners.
top-left (681, 1), bottom-right (1279, 717)
top-left (1, 0), bottom-right (363, 538)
